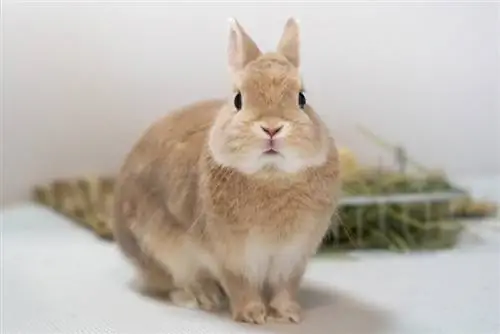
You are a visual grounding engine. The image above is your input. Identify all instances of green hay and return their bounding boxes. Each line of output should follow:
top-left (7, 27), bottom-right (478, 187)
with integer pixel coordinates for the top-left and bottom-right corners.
top-left (320, 170), bottom-right (494, 252)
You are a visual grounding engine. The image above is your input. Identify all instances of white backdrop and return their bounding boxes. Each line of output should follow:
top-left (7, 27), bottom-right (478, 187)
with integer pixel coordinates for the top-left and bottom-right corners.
top-left (2, 1), bottom-right (499, 205)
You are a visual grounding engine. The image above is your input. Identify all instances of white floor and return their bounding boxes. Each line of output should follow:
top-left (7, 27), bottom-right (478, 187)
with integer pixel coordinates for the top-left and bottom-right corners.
top-left (2, 203), bottom-right (499, 334)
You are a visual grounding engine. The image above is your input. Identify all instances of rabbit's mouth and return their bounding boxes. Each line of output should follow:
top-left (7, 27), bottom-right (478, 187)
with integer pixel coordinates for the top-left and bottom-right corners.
top-left (262, 138), bottom-right (282, 156)
top-left (264, 148), bottom-right (279, 155)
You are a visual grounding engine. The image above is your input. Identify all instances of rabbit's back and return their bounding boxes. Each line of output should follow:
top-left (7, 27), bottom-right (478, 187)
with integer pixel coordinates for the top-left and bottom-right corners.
top-left (122, 98), bottom-right (224, 180)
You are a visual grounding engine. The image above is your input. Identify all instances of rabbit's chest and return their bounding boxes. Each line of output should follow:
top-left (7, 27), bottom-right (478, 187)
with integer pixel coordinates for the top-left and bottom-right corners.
top-left (231, 184), bottom-right (330, 223)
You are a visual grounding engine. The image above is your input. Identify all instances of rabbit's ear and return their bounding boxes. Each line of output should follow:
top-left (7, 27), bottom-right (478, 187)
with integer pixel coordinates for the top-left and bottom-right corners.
top-left (277, 18), bottom-right (300, 67)
top-left (227, 18), bottom-right (262, 75)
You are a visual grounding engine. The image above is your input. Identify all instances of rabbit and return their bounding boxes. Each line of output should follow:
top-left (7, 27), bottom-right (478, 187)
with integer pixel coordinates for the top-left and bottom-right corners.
top-left (111, 17), bottom-right (340, 325)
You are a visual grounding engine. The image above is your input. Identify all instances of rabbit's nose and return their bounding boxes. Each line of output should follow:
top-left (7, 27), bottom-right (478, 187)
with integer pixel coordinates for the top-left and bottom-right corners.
top-left (260, 125), bottom-right (283, 138)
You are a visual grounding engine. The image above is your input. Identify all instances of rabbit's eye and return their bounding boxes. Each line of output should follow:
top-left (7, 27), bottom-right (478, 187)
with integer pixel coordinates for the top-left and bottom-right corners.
top-left (234, 92), bottom-right (242, 111)
top-left (298, 92), bottom-right (306, 109)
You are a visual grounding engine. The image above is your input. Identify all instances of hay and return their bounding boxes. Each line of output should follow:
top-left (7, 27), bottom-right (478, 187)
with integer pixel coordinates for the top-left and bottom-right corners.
top-left (33, 177), bottom-right (115, 239)
top-left (321, 169), bottom-right (497, 251)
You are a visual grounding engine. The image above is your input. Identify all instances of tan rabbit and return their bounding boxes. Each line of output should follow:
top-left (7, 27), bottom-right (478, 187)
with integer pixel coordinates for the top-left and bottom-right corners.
top-left (111, 17), bottom-right (340, 325)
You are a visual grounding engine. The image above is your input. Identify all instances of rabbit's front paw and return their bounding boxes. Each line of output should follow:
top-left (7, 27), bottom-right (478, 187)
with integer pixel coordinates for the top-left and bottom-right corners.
top-left (268, 299), bottom-right (302, 324)
top-left (232, 300), bottom-right (267, 324)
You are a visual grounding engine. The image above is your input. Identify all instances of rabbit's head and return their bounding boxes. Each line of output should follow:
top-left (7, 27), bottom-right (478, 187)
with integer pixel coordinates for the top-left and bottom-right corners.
top-left (208, 18), bottom-right (331, 175)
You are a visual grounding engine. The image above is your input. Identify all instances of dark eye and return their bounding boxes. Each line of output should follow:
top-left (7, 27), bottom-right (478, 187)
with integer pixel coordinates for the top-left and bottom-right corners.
top-left (298, 91), bottom-right (306, 109)
top-left (234, 92), bottom-right (242, 111)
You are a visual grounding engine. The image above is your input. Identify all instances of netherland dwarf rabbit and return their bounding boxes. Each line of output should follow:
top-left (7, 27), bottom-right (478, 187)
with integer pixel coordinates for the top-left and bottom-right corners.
top-left (112, 17), bottom-right (340, 324)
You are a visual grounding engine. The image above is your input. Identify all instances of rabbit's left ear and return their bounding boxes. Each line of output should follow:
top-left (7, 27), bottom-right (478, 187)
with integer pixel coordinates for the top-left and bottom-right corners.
top-left (277, 18), bottom-right (300, 67)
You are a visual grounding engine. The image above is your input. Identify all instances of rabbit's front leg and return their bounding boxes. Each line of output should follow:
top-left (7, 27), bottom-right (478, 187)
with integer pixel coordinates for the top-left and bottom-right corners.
top-left (220, 268), bottom-right (267, 324)
top-left (267, 264), bottom-right (306, 324)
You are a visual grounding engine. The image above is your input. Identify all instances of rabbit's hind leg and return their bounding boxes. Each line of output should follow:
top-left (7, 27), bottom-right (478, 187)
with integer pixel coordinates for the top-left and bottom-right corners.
top-left (128, 222), bottom-right (225, 311)
top-left (158, 247), bottom-right (227, 311)
top-left (114, 220), bottom-right (215, 310)
top-left (113, 187), bottom-right (225, 311)
top-left (168, 279), bottom-right (225, 312)
top-left (188, 275), bottom-right (227, 312)
top-left (135, 260), bottom-right (174, 299)
top-left (111, 210), bottom-right (175, 298)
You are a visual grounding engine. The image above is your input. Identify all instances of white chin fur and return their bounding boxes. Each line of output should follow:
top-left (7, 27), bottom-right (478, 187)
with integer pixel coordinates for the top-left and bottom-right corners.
top-left (208, 145), bottom-right (327, 175)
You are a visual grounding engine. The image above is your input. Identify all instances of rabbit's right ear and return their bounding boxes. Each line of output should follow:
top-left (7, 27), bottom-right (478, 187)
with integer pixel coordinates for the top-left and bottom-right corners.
top-left (227, 18), bottom-right (262, 78)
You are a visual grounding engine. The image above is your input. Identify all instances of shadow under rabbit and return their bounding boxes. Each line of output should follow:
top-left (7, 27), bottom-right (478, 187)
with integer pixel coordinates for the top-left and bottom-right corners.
top-left (260, 283), bottom-right (393, 334)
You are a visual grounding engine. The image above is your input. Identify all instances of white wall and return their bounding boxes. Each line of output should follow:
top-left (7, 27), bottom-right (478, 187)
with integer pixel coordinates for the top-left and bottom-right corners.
top-left (2, 1), bottom-right (499, 205)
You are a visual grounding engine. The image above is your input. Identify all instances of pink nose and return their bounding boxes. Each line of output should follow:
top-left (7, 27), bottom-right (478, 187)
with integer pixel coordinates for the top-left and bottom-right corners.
top-left (261, 125), bottom-right (283, 138)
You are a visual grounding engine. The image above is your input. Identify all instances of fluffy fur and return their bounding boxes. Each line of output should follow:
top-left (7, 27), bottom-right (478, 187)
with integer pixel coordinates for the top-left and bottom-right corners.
top-left (111, 18), bottom-right (340, 325)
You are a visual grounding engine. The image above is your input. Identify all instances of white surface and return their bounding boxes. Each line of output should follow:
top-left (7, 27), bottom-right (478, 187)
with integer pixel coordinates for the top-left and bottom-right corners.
top-left (2, 204), bottom-right (500, 334)
top-left (3, 2), bottom-right (500, 204)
